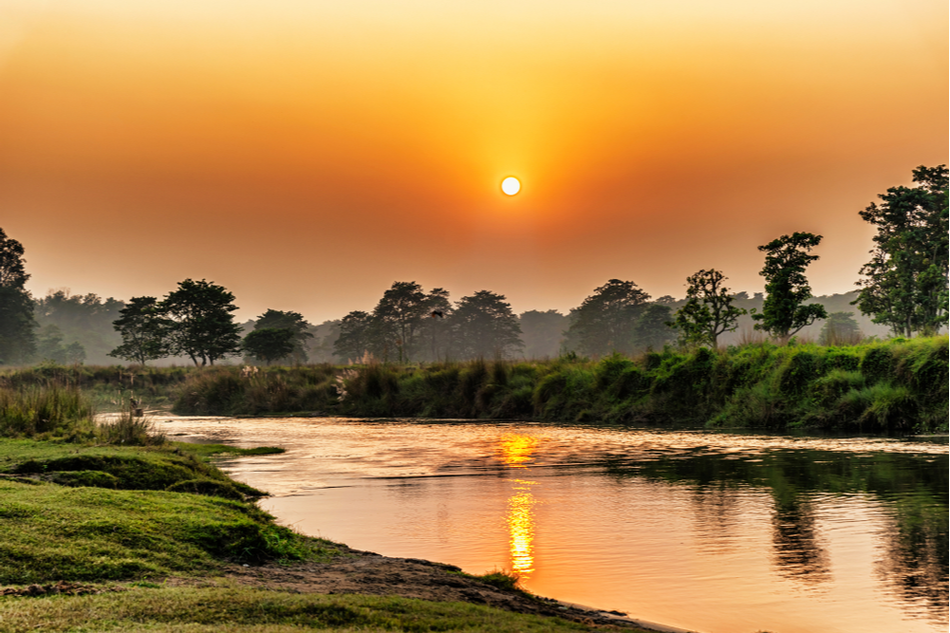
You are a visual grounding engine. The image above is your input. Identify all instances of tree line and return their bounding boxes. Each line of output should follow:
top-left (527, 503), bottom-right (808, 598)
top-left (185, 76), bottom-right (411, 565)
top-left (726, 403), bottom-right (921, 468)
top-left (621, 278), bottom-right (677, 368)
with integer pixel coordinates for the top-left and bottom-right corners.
top-left (0, 164), bottom-right (945, 366)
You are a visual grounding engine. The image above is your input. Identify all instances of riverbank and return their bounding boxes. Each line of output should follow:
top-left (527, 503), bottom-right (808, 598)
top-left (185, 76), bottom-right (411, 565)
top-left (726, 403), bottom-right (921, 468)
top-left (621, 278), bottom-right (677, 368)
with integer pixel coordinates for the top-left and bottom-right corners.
top-left (0, 419), bottom-right (655, 632)
top-left (173, 336), bottom-right (946, 432)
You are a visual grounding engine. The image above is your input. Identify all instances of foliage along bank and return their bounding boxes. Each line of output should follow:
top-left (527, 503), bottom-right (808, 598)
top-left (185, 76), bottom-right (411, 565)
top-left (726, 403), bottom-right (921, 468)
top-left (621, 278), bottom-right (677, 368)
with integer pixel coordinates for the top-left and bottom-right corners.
top-left (169, 337), bottom-right (948, 433)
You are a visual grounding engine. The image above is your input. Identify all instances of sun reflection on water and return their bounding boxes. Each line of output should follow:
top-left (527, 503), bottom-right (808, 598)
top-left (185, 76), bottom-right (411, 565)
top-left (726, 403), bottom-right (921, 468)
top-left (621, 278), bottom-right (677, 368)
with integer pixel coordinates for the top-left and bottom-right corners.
top-left (499, 433), bottom-right (542, 581)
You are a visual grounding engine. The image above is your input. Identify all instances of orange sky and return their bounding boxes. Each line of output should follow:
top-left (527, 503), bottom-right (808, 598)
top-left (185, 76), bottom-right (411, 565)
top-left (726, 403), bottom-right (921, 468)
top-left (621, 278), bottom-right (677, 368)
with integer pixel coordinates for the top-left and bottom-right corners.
top-left (1, 1), bottom-right (947, 323)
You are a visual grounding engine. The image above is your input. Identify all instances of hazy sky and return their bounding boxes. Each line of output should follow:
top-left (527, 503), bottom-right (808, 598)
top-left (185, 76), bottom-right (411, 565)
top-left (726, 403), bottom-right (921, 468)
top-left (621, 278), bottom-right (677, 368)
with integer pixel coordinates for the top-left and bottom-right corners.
top-left (1, 1), bottom-right (947, 323)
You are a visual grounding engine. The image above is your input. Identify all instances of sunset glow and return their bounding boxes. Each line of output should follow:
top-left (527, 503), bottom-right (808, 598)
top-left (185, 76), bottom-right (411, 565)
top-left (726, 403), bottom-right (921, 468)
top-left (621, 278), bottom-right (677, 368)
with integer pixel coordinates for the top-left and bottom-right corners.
top-left (0, 1), bottom-right (945, 321)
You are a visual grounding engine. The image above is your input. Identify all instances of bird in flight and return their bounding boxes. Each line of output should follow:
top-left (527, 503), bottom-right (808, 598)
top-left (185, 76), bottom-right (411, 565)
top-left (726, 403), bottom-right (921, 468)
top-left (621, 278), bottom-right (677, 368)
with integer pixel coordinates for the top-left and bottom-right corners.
top-left (430, 310), bottom-right (444, 319)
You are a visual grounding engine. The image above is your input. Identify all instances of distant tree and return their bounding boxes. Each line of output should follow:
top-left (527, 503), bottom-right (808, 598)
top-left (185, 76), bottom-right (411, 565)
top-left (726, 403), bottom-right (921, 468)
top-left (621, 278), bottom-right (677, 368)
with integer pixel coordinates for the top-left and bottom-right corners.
top-left (519, 309), bottom-right (568, 359)
top-left (252, 309), bottom-right (313, 364)
top-left (819, 312), bottom-right (863, 346)
top-left (632, 304), bottom-right (677, 351)
top-left (672, 269), bottom-right (746, 349)
top-left (307, 319), bottom-right (342, 363)
top-left (449, 290), bottom-right (524, 360)
top-left (108, 296), bottom-right (172, 365)
top-left (752, 233), bottom-right (828, 340)
top-left (418, 287), bottom-right (452, 362)
top-left (34, 290), bottom-right (125, 365)
top-left (0, 228), bottom-right (36, 364)
top-left (372, 281), bottom-right (430, 362)
top-left (35, 324), bottom-right (86, 364)
top-left (333, 311), bottom-right (374, 362)
top-left (162, 279), bottom-right (242, 366)
top-left (853, 165), bottom-right (948, 337)
top-left (243, 328), bottom-right (296, 365)
top-left (654, 295), bottom-right (679, 306)
top-left (564, 279), bottom-right (650, 356)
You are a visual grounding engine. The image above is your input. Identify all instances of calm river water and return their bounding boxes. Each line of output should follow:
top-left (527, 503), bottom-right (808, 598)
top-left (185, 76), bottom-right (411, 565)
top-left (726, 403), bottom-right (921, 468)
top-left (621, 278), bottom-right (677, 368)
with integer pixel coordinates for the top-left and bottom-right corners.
top-left (154, 416), bottom-right (948, 633)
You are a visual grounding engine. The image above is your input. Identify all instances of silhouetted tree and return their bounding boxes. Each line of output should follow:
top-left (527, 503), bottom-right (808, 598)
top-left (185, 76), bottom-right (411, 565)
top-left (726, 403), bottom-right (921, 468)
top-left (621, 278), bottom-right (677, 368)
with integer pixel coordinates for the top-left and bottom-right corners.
top-left (372, 281), bottom-right (430, 362)
top-left (853, 165), bottom-right (948, 337)
top-left (0, 228), bottom-right (36, 364)
top-left (519, 309), bottom-right (568, 359)
top-left (108, 296), bottom-right (172, 365)
top-left (163, 279), bottom-right (242, 366)
top-left (449, 290), bottom-right (524, 360)
top-left (334, 311), bottom-right (374, 362)
top-left (632, 303), bottom-right (677, 351)
top-left (243, 328), bottom-right (296, 365)
top-left (673, 269), bottom-right (746, 349)
top-left (564, 279), bottom-right (650, 356)
top-left (752, 233), bottom-right (828, 340)
top-left (418, 287), bottom-right (452, 362)
top-left (252, 309), bottom-right (313, 364)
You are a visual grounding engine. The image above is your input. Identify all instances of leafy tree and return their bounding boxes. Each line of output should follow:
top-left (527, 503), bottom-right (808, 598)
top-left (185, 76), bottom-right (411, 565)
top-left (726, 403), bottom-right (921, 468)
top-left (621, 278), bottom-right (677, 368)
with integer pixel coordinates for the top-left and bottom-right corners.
top-left (632, 304), bottom-right (677, 351)
top-left (372, 281), bottom-right (430, 362)
top-left (108, 296), bottom-right (172, 365)
top-left (853, 165), bottom-right (948, 337)
top-left (752, 233), bottom-right (828, 340)
top-left (519, 309), bottom-right (568, 359)
top-left (673, 269), bottom-right (746, 349)
top-left (564, 279), bottom-right (650, 356)
top-left (252, 309), bottom-right (313, 364)
top-left (449, 290), bottom-right (524, 360)
top-left (333, 311), bottom-right (374, 362)
top-left (243, 328), bottom-right (296, 365)
top-left (0, 228), bottom-right (36, 364)
top-left (162, 279), bottom-right (242, 366)
top-left (819, 312), bottom-right (863, 346)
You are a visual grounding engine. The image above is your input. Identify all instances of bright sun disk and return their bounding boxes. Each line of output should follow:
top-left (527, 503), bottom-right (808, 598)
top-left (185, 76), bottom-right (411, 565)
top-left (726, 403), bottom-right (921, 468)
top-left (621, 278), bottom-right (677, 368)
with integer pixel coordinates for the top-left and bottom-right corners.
top-left (501, 177), bottom-right (521, 196)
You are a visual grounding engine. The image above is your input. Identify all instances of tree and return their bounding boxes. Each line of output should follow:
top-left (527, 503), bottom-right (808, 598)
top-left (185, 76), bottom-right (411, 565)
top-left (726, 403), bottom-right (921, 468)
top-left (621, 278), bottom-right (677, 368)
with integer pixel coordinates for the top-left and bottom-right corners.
top-left (752, 233), bottom-right (828, 340)
top-left (0, 228), bottom-right (36, 364)
top-left (672, 269), bottom-right (746, 349)
top-left (448, 290), bottom-right (524, 360)
top-left (333, 311), bottom-right (374, 362)
top-left (372, 281), bottom-right (430, 362)
top-left (418, 287), bottom-right (452, 362)
top-left (108, 296), bottom-right (172, 365)
top-left (564, 279), bottom-right (650, 356)
top-left (632, 304), bottom-right (677, 351)
top-left (162, 279), bottom-right (242, 366)
top-left (252, 309), bottom-right (313, 364)
top-left (519, 309), bottom-right (569, 359)
top-left (243, 328), bottom-right (296, 365)
top-left (35, 324), bottom-right (86, 364)
top-left (819, 312), bottom-right (863, 346)
top-left (853, 165), bottom-right (948, 337)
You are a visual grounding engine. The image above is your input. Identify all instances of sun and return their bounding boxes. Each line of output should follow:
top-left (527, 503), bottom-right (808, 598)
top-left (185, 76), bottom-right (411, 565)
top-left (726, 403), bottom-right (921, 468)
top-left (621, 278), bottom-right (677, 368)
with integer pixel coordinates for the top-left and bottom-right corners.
top-left (501, 176), bottom-right (521, 196)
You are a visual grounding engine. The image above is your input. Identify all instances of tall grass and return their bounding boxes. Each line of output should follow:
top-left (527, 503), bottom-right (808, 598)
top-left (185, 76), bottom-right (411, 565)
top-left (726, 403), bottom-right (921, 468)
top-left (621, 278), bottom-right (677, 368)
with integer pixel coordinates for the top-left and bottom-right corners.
top-left (0, 384), bottom-right (95, 439)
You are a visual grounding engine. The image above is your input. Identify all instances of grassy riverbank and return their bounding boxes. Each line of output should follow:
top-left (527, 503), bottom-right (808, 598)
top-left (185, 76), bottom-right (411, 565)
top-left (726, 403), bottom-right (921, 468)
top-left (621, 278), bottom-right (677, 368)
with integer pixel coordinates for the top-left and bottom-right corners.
top-left (0, 387), bottom-right (636, 633)
top-left (2, 336), bottom-right (945, 432)
top-left (172, 337), bottom-right (946, 432)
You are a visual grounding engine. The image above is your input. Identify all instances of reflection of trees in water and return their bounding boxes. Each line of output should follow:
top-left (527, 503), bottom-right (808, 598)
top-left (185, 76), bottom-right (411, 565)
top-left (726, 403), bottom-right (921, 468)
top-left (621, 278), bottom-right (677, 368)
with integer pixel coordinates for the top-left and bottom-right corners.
top-left (876, 494), bottom-right (949, 621)
top-left (688, 484), bottom-right (745, 555)
top-left (602, 448), bottom-right (947, 610)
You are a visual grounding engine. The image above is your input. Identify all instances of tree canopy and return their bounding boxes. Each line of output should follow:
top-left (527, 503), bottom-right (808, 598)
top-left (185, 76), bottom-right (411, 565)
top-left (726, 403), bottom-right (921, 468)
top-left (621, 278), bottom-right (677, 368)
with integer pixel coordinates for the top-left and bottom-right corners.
top-left (0, 228), bottom-right (36, 364)
top-left (108, 296), bottom-right (171, 365)
top-left (752, 233), bottom-right (828, 339)
top-left (448, 290), bottom-right (523, 360)
top-left (163, 279), bottom-right (242, 366)
top-left (243, 328), bottom-right (296, 365)
top-left (252, 309), bottom-right (314, 364)
top-left (673, 269), bottom-right (746, 349)
top-left (853, 165), bottom-right (948, 337)
top-left (564, 279), bottom-right (650, 356)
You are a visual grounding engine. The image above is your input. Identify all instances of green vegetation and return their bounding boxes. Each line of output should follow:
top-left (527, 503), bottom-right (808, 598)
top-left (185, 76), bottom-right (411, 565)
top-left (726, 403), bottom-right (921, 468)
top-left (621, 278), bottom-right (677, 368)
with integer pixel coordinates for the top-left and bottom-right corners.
top-left (0, 586), bottom-right (612, 633)
top-left (672, 268), bottom-right (745, 349)
top-left (752, 232), bottom-right (828, 339)
top-left (166, 336), bottom-right (948, 433)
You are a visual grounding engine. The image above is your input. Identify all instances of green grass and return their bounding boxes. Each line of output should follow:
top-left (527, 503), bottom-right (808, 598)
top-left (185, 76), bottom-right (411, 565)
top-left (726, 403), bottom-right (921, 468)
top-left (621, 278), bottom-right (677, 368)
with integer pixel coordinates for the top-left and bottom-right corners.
top-left (0, 586), bottom-right (622, 633)
top-left (0, 438), bottom-right (339, 585)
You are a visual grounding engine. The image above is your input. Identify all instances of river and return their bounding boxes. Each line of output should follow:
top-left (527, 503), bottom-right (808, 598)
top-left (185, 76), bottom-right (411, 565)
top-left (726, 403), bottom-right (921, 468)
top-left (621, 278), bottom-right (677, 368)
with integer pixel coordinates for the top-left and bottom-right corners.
top-left (154, 416), bottom-right (948, 633)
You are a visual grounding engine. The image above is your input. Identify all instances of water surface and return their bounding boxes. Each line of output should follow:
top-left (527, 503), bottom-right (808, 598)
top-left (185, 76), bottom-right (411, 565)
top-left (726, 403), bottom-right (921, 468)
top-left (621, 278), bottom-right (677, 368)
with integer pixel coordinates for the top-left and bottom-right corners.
top-left (155, 416), bottom-right (948, 633)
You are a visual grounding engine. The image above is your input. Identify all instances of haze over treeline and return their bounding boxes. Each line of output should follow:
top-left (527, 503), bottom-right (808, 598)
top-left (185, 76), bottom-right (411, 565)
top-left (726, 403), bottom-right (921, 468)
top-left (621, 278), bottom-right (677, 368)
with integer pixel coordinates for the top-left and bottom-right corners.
top-left (0, 165), bottom-right (945, 366)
